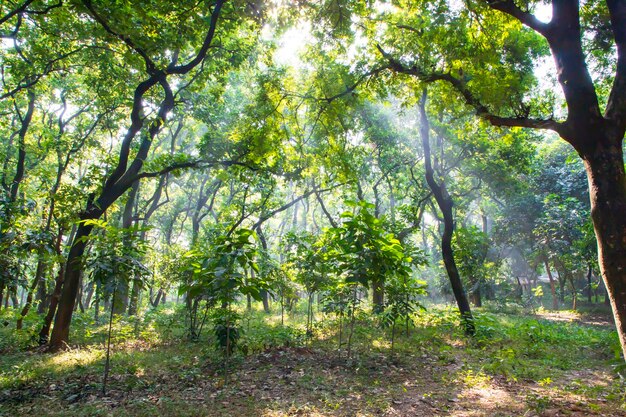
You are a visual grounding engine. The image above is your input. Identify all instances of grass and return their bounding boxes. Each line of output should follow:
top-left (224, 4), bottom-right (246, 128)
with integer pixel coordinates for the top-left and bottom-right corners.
top-left (0, 300), bottom-right (624, 416)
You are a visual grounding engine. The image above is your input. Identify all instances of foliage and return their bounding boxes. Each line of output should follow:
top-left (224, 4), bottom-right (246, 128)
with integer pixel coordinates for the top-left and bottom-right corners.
top-left (82, 219), bottom-right (150, 304)
top-left (181, 228), bottom-right (263, 305)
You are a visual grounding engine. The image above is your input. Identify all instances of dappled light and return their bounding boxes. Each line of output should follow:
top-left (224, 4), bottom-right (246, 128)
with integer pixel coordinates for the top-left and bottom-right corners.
top-left (2, 0), bottom-right (626, 415)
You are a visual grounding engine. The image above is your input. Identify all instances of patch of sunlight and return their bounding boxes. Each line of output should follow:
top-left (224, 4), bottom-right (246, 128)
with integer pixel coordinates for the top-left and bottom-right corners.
top-left (262, 406), bottom-right (327, 417)
top-left (455, 381), bottom-right (521, 416)
top-left (49, 347), bottom-right (104, 368)
top-left (1, 347), bottom-right (104, 389)
top-left (535, 310), bottom-right (581, 323)
top-left (457, 369), bottom-right (492, 389)
top-left (371, 339), bottom-right (391, 349)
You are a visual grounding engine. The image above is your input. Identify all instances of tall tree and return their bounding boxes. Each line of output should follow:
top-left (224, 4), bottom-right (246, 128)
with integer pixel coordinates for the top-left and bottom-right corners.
top-left (48, 0), bottom-right (258, 351)
top-left (419, 90), bottom-right (475, 334)
top-left (355, 0), bottom-right (626, 359)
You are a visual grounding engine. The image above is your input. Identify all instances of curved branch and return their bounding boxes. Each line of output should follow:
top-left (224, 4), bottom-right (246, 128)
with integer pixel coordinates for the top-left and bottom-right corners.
top-left (0, 0), bottom-right (34, 25)
top-left (167, 0), bottom-right (225, 74)
top-left (485, 0), bottom-right (550, 36)
top-left (377, 45), bottom-right (565, 135)
top-left (81, 0), bottom-right (156, 73)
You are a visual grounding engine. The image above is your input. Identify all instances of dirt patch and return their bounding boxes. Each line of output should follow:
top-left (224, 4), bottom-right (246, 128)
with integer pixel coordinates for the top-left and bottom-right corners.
top-left (2, 347), bottom-right (624, 416)
top-left (534, 311), bottom-right (615, 328)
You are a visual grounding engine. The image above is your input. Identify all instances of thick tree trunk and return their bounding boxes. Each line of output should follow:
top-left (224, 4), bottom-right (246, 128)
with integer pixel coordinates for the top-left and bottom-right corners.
top-left (583, 142), bottom-right (626, 359)
top-left (48, 220), bottom-right (97, 351)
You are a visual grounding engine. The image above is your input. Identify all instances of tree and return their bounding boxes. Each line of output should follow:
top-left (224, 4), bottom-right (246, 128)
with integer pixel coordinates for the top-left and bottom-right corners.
top-left (48, 0), bottom-right (259, 351)
top-left (418, 90), bottom-right (475, 334)
top-left (357, 0), bottom-right (626, 359)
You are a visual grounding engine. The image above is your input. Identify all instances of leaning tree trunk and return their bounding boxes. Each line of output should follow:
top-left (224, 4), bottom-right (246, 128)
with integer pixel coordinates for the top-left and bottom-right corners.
top-left (16, 258), bottom-right (46, 329)
top-left (419, 90), bottom-right (474, 335)
top-left (48, 219), bottom-right (98, 350)
top-left (583, 140), bottom-right (626, 360)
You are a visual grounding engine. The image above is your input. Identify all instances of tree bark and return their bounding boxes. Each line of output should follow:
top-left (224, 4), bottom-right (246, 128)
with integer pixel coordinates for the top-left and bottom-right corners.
top-left (48, 220), bottom-right (97, 350)
top-left (38, 253), bottom-right (66, 344)
top-left (583, 141), bottom-right (626, 358)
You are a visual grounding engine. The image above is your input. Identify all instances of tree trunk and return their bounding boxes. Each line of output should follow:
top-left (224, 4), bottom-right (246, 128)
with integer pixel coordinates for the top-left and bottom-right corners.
top-left (569, 272), bottom-right (577, 311)
top-left (583, 143), bottom-right (626, 358)
top-left (127, 277), bottom-right (141, 316)
top-left (587, 263), bottom-right (593, 303)
top-left (419, 90), bottom-right (474, 335)
top-left (261, 289), bottom-right (270, 313)
top-left (48, 219), bottom-right (97, 351)
top-left (112, 278), bottom-right (129, 315)
top-left (10, 291), bottom-right (18, 308)
top-left (36, 268), bottom-right (49, 314)
top-left (84, 280), bottom-right (94, 310)
top-left (372, 278), bottom-right (384, 313)
top-left (38, 258), bottom-right (65, 345)
top-left (470, 285), bottom-right (482, 308)
top-left (114, 180), bottom-right (140, 316)
top-left (544, 259), bottom-right (559, 310)
top-left (16, 258), bottom-right (46, 329)
top-left (151, 289), bottom-right (163, 307)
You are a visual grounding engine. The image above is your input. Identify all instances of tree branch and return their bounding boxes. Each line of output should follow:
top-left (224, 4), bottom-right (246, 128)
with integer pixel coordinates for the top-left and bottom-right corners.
top-left (377, 45), bottom-right (565, 135)
top-left (605, 0), bottom-right (626, 129)
top-left (81, 0), bottom-right (157, 73)
top-left (485, 0), bottom-right (551, 36)
top-left (0, 0), bottom-right (34, 25)
top-left (167, 0), bottom-right (225, 74)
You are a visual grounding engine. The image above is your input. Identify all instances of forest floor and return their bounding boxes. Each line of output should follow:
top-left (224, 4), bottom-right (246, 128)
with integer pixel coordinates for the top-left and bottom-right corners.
top-left (0, 303), bottom-right (624, 416)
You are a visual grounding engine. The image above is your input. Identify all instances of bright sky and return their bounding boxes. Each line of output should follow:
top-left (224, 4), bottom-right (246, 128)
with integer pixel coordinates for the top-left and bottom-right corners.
top-left (272, 21), bottom-right (312, 68)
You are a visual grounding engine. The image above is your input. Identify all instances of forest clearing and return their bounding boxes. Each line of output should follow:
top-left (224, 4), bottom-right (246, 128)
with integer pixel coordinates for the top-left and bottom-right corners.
top-left (1, 304), bottom-right (624, 416)
top-left (2, 0), bottom-right (626, 415)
